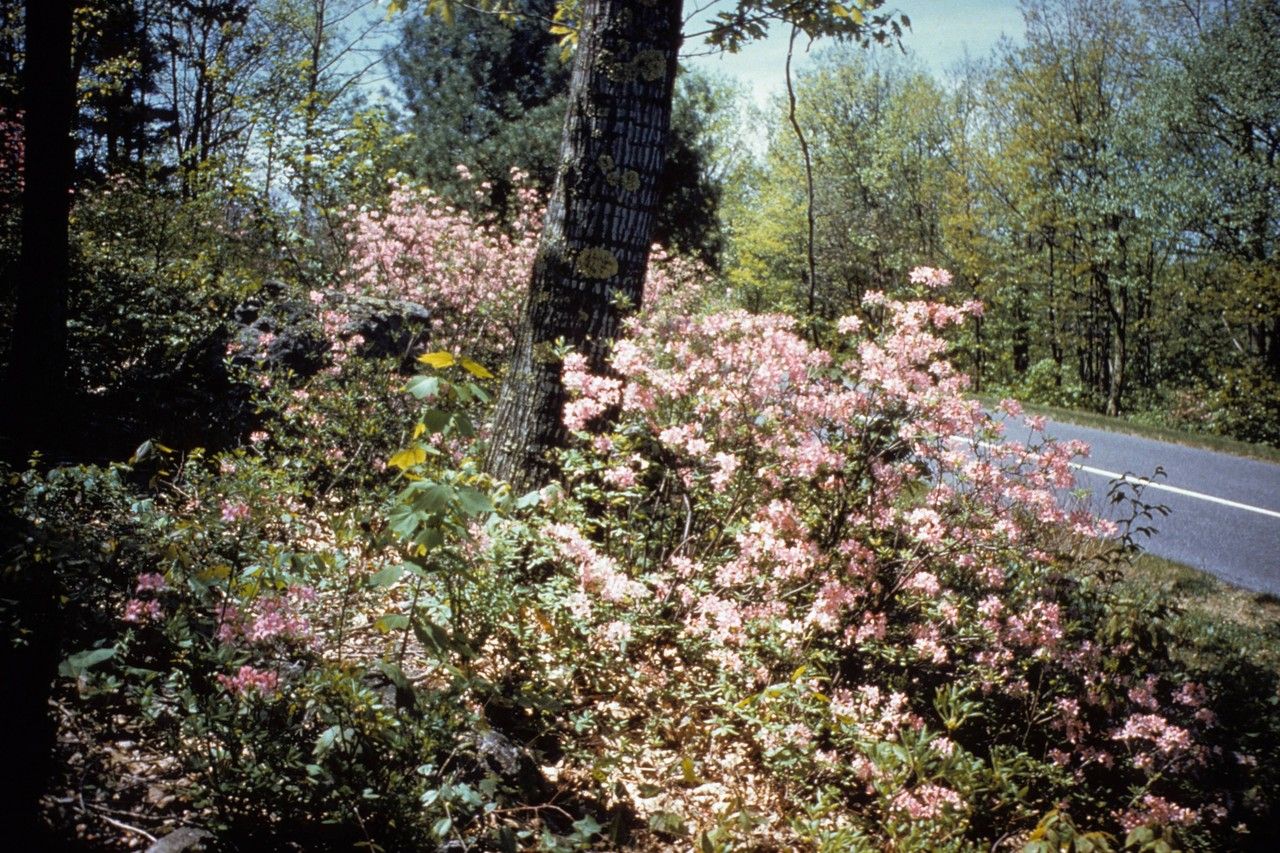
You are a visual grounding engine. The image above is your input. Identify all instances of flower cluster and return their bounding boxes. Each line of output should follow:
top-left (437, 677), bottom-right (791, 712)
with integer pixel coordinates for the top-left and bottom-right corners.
top-left (216, 664), bottom-right (280, 697)
top-left (341, 170), bottom-right (541, 359)
top-left (526, 267), bottom-right (1242, 841)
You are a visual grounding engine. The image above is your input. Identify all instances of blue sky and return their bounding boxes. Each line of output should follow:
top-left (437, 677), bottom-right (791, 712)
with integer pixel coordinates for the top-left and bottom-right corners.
top-left (683, 0), bottom-right (1026, 104)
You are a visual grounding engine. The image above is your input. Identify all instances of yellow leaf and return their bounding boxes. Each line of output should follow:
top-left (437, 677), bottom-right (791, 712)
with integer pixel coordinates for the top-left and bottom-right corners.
top-left (460, 357), bottom-right (493, 379)
top-left (388, 446), bottom-right (427, 471)
top-left (417, 351), bottom-right (456, 369)
top-left (198, 565), bottom-right (231, 581)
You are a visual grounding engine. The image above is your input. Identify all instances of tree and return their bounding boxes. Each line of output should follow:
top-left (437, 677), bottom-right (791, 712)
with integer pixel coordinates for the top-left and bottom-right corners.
top-left (6, 0), bottom-right (75, 451)
top-left (1150, 0), bottom-right (1279, 381)
top-left (390, 0), bottom-right (728, 265)
top-left (2, 4), bottom-right (74, 844)
top-left (391, 0), bottom-right (569, 214)
top-left (456, 0), bottom-right (903, 488)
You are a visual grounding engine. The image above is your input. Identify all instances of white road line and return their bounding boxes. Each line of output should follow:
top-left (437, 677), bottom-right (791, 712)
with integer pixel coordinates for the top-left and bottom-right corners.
top-left (1069, 462), bottom-right (1280, 520)
top-left (957, 436), bottom-right (1280, 520)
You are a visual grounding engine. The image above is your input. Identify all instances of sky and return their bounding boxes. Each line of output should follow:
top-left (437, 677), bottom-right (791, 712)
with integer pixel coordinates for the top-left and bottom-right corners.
top-left (683, 0), bottom-right (1027, 107)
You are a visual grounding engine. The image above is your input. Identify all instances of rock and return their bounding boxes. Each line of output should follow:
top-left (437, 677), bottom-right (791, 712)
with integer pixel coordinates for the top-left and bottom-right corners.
top-left (339, 294), bottom-right (432, 363)
top-left (474, 728), bottom-right (550, 801)
top-left (226, 282), bottom-right (431, 378)
top-left (145, 827), bottom-right (213, 853)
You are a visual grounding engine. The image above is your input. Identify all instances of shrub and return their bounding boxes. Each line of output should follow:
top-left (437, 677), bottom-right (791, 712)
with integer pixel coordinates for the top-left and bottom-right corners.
top-left (457, 268), bottom-right (1277, 849)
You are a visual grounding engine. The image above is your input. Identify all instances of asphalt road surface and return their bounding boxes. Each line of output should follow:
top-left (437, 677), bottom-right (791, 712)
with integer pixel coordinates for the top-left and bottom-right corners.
top-left (1011, 417), bottom-right (1280, 597)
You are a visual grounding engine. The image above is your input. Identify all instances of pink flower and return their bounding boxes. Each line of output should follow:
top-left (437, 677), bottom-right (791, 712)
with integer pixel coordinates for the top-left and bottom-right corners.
top-left (908, 266), bottom-right (954, 289)
top-left (123, 598), bottom-right (163, 623)
top-left (217, 664), bottom-right (279, 697)
top-left (135, 573), bottom-right (167, 592)
top-left (837, 314), bottom-right (863, 335)
top-left (891, 783), bottom-right (963, 820)
top-left (220, 501), bottom-right (251, 523)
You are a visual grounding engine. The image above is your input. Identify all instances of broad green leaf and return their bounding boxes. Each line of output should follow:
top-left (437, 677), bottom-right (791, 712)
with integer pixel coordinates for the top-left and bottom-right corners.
top-left (59, 646), bottom-right (116, 678)
top-left (455, 486), bottom-right (494, 516)
top-left (367, 564), bottom-right (406, 588)
top-left (514, 489), bottom-right (542, 509)
top-left (406, 375), bottom-right (440, 400)
top-left (374, 613), bottom-right (411, 632)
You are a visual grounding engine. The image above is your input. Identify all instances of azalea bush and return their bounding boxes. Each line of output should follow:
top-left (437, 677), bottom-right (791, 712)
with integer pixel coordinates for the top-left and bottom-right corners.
top-left (458, 266), bottom-right (1279, 850)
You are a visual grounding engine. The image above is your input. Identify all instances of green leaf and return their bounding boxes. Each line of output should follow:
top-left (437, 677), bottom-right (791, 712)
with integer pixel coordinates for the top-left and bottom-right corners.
top-left (414, 482), bottom-right (454, 514)
top-left (413, 617), bottom-right (451, 655)
top-left (59, 646), bottom-right (116, 678)
top-left (514, 489), bottom-right (543, 509)
top-left (376, 661), bottom-right (415, 698)
top-left (648, 811), bottom-right (687, 837)
top-left (374, 613), bottom-right (411, 633)
top-left (455, 486), bottom-right (494, 516)
top-left (314, 724), bottom-right (342, 756)
top-left (368, 564), bottom-right (406, 588)
top-left (422, 409), bottom-right (451, 434)
top-left (406, 375), bottom-right (440, 400)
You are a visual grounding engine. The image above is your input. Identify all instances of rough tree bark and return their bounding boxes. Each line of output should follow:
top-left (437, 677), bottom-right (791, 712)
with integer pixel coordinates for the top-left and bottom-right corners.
top-left (486, 0), bottom-right (683, 489)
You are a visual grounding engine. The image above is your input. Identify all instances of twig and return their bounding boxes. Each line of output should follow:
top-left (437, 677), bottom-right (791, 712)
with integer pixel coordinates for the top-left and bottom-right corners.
top-left (785, 24), bottom-right (820, 342)
top-left (78, 792), bottom-right (158, 844)
top-left (96, 812), bottom-right (159, 844)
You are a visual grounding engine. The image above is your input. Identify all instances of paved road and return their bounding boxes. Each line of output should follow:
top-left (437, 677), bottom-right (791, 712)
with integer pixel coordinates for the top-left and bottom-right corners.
top-left (1012, 417), bottom-right (1280, 596)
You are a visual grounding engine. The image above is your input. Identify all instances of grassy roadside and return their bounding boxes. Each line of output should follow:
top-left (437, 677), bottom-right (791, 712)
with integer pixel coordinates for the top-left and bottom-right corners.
top-left (1117, 552), bottom-right (1280, 675)
top-left (975, 396), bottom-right (1280, 464)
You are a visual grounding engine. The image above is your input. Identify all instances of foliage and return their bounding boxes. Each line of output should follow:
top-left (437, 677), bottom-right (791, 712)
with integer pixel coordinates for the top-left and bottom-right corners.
top-left (724, 0), bottom-right (1280, 440)
top-left (390, 1), bottom-right (731, 265)
top-left (509, 267), bottom-right (1277, 848)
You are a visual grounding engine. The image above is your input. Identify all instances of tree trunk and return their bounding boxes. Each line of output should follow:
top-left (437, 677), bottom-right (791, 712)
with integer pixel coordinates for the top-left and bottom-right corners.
top-left (1, 4), bottom-right (74, 844)
top-left (6, 0), bottom-right (74, 454)
top-left (486, 0), bottom-right (683, 489)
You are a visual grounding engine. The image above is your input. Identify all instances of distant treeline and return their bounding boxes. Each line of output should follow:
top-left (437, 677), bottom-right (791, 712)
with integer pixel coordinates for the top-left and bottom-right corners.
top-left (729, 0), bottom-right (1279, 442)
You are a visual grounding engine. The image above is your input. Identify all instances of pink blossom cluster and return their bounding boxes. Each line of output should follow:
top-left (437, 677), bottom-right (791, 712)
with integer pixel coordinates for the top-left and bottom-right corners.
top-left (216, 664), bottom-right (279, 697)
top-left (908, 265), bottom-right (954, 289)
top-left (215, 586), bottom-right (317, 647)
top-left (890, 783), bottom-right (964, 820)
top-left (540, 267), bottom-right (1230, 839)
top-left (544, 522), bottom-right (648, 606)
top-left (123, 598), bottom-right (163, 623)
top-left (220, 500), bottom-right (251, 524)
top-left (341, 175), bottom-right (712, 367)
top-left (1115, 794), bottom-right (1198, 833)
top-left (123, 572), bottom-right (169, 623)
top-left (556, 273), bottom-right (1115, 660)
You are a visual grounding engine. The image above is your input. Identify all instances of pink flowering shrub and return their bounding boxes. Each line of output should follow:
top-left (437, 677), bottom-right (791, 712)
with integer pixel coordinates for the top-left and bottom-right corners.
top-left (340, 170), bottom-right (714, 364)
top-left (340, 170), bottom-right (540, 359)
top-left (470, 267), bottom-right (1274, 848)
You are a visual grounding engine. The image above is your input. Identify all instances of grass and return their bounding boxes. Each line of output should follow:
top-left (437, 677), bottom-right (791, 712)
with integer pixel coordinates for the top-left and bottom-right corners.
top-left (1117, 552), bottom-right (1280, 675)
top-left (977, 396), bottom-right (1280, 464)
